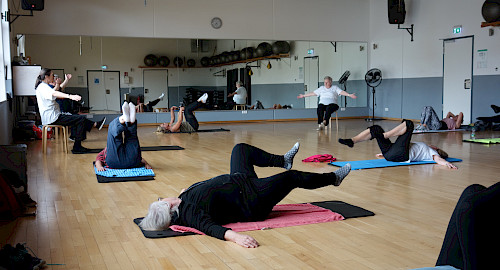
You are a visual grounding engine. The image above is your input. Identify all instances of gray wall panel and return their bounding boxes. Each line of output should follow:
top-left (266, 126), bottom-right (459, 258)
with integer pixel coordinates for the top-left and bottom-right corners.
top-left (401, 77), bottom-right (443, 120)
top-left (472, 75), bottom-right (500, 121)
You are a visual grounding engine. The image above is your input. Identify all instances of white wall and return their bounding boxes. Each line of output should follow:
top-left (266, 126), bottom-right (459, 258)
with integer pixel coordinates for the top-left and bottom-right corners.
top-left (369, 0), bottom-right (500, 79)
top-left (12, 0), bottom-right (369, 42)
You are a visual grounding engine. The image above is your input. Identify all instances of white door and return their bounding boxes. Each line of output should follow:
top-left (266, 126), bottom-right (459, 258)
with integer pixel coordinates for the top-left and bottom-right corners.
top-left (443, 37), bottom-right (473, 124)
top-left (88, 71), bottom-right (120, 111)
top-left (304, 56), bottom-right (319, 108)
top-left (143, 69), bottom-right (168, 109)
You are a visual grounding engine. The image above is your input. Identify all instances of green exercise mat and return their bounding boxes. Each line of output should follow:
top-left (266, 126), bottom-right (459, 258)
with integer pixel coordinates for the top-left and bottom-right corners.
top-left (463, 138), bottom-right (500, 144)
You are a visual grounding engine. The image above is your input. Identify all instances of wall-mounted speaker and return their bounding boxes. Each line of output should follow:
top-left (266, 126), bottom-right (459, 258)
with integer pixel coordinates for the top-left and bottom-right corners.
top-left (388, 0), bottom-right (406, 24)
top-left (22, 0), bottom-right (44, 11)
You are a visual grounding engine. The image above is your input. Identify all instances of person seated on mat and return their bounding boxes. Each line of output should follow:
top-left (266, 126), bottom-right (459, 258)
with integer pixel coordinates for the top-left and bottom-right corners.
top-left (157, 93), bottom-right (208, 133)
top-left (417, 107), bottom-right (464, 131)
top-left (95, 102), bottom-right (151, 171)
top-left (138, 142), bottom-right (352, 248)
top-left (338, 120), bottom-right (458, 169)
top-left (227, 81), bottom-right (247, 107)
top-left (136, 93), bottom-right (165, 112)
top-left (35, 68), bottom-right (106, 153)
top-left (297, 76), bottom-right (357, 130)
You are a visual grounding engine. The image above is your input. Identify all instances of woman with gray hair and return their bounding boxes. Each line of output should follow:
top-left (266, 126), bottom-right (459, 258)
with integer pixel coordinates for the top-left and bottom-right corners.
top-left (297, 76), bottom-right (357, 130)
top-left (139, 142), bottom-right (352, 248)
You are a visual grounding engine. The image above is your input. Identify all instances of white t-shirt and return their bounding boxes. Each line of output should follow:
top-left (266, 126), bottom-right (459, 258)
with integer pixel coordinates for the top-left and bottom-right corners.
top-left (36, 82), bottom-right (61, 125)
top-left (313, 85), bottom-right (343, 105)
top-left (233, 86), bottom-right (247, 104)
top-left (408, 142), bottom-right (439, 162)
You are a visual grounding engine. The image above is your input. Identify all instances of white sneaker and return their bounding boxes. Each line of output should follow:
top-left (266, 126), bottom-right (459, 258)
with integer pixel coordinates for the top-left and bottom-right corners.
top-left (158, 93), bottom-right (165, 100)
top-left (198, 93), bottom-right (208, 103)
top-left (317, 123), bottom-right (325, 130)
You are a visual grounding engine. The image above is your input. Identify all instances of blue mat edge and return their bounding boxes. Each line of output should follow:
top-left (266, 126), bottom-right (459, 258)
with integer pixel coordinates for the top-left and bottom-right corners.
top-left (329, 158), bottom-right (462, 170)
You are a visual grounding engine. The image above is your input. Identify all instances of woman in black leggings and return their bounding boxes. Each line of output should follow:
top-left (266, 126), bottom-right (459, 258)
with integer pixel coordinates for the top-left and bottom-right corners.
top-left (139, 142), bottom-right (352, 248)
top-left (339, 120), bottom-right (457, 169)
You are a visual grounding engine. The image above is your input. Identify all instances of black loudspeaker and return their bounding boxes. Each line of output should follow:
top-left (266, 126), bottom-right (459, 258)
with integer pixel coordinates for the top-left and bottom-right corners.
top-left (388, 0), bottom-right (406, 24)
top-left (22, 0), bottom-right (44, 11)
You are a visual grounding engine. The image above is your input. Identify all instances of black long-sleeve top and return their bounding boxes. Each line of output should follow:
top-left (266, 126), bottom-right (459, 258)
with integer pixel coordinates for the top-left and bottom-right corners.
top-left (171, 173), bottom-right (258, 240)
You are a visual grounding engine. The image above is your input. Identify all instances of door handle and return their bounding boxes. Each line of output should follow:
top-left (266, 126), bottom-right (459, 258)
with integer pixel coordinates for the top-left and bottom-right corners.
top-left (106, 89), bottom-right (110, 94)
top-left (145, 89), bottom-right (149, 93)
top-left (464, 79), bottom-right (471, 89)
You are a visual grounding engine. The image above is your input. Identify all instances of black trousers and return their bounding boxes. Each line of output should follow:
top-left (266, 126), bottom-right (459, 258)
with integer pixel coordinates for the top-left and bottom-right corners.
top-left (230, 143), bottom-right (337, 220)
top-left (52, 114), bottom-right (94, 146)
top-left (369, 120), bottom-right (414, 162)
top-left (317, 103), bottom-right (339, 126)
top-left (184, 101), bottom-right (202, 131)
top-left (436, 182), bottom-right (500, 270)
top-left (144, 98), bottom-right (161, 112)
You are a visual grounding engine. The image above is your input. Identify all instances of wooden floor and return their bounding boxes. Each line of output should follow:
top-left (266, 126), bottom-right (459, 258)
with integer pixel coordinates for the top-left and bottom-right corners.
top-left (2, 119), bottom-right (499, 270)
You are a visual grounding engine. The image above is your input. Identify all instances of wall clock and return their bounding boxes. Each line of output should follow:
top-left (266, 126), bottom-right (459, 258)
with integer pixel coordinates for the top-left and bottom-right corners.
top-left (211, 17), bottom-right (222, 29)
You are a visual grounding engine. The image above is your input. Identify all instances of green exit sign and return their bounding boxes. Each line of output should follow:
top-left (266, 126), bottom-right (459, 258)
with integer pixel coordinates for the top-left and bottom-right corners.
top-left (453, 25), bottom-right (462, 34)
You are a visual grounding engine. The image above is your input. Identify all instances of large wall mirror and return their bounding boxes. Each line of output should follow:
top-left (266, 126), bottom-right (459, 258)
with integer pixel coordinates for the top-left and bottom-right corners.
top-left (22, 35), bottom-right (367, 112)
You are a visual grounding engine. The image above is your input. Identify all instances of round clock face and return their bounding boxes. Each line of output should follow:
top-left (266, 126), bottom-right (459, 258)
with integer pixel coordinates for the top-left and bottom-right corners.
top-left (211, 17), bottom-right (222, 29)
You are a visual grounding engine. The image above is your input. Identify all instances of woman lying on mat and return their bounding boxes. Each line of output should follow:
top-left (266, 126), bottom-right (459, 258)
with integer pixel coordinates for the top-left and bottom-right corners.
top-left (139, 142), bottom-right (352, 248)
top-left (338, 120), bottom-right (458, 169)
top-left (157, 93), bottom-right (208, 133)
top-left (95, 102), bottom-right (151, 171)
top-left (417, 106), bottom-right (463, 131)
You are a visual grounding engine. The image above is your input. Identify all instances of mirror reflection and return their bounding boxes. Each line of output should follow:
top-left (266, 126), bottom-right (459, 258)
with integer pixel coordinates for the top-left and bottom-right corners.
top-left (22, 35), bottom-right (367, 113)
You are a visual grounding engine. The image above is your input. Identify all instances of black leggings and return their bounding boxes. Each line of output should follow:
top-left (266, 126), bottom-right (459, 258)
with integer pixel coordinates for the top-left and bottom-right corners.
top-left (369, 120), bottom-right (414, 162)
top-left (436, 182), bottom-right (500, 270)
top-left (317, 103), bottom-right (339, 126)
top-left (52, 114), bottom-right (94, 146)
top-left (184, 101), bottom-right (202, 131)
top-left (230, 143), bottom-right (337, 220)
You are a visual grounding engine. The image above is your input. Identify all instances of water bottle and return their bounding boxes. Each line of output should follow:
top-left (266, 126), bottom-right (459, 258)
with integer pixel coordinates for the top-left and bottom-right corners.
top-left (471, 126), bottom-right (476, 139)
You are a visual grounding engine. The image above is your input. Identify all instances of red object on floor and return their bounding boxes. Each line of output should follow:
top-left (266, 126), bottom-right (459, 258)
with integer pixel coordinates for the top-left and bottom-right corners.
top-left (169, 203), bottom-right (344, 235)
top-left (302, 154), bottom-right (336, 163)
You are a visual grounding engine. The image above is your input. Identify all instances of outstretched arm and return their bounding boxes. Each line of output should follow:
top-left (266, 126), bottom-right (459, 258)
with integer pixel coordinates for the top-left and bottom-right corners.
top-left (297, 92), bottom-right (317, 99)
top-left (224, 230), bottom-right (259, 248)
top-left (339, 90), bottom-right (357, 99)
top-left (433, 155), bottom-right (458, 169)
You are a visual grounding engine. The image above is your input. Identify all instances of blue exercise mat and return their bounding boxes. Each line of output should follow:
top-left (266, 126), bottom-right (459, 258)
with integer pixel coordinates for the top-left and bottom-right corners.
top-left (329, 158), bottom-right (462, 170)
top-left (93, 162), bottom-right (155, 182)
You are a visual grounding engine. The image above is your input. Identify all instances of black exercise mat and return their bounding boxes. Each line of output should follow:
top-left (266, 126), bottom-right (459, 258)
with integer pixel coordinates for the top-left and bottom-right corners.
top-left (97, 175), bottom-right (155, 183)
top-left (134, 217), bottom-right (196, 238)
top-left (72, 145), bottom-right (185, 154)
top-left (165, 128), bottom-right (230, 134)
top-left (134, 200), bottom-right (374, 239)
top-left (310, 200), bottom-right (375, 219)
